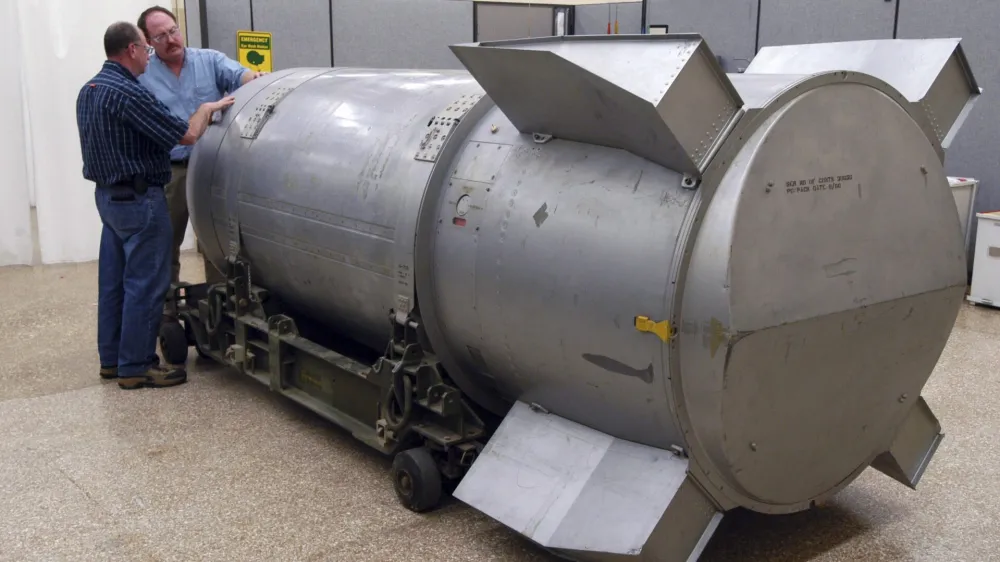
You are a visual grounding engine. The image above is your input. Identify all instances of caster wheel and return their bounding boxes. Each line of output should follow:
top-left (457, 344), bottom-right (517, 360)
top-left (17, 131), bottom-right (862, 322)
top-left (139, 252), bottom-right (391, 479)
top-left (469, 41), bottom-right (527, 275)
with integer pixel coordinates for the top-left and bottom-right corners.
top-left (392, 447), bottom-right (443, 513)
top-left (159, 320), bottom-right (189, 365)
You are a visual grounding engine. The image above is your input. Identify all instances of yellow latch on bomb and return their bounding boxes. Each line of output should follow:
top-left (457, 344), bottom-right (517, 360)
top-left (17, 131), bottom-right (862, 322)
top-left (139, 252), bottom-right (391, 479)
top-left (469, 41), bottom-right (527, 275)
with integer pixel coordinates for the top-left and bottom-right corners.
top-left (634, 315), bottom-right (673, 342)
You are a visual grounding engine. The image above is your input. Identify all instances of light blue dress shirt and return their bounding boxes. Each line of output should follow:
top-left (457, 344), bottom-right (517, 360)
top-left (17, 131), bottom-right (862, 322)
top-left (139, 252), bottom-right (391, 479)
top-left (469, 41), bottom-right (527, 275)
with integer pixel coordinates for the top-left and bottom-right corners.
top-left (138, 47), bottom-right (247, 162)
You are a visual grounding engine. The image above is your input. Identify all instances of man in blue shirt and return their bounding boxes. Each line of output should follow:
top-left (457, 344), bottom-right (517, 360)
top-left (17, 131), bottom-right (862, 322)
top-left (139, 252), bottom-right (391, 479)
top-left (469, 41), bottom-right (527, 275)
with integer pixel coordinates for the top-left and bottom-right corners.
top-left (137, 6), bottom-right (265, 293)
top-left (76, 21), bottom-right (234, 390)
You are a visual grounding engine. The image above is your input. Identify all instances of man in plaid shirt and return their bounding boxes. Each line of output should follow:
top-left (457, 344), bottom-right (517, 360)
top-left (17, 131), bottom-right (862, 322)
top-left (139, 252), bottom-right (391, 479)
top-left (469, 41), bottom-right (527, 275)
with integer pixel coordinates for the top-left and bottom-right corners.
top-left (75, 21), bottom-right (233, 390)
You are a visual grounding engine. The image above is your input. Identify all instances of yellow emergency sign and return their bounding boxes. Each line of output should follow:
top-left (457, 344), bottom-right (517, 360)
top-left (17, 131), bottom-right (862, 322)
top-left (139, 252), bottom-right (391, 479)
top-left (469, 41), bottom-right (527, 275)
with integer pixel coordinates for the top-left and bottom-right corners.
top-left (237, 30), bottom-right (273, 73)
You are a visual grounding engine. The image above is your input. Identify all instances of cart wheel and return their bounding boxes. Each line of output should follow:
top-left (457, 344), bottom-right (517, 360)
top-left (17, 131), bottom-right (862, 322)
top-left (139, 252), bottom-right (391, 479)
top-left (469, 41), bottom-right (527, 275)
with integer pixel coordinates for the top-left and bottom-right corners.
top-left (391, 447), bottom-right (443, 513)
top-left (159, 320), bottom-right (189, 365)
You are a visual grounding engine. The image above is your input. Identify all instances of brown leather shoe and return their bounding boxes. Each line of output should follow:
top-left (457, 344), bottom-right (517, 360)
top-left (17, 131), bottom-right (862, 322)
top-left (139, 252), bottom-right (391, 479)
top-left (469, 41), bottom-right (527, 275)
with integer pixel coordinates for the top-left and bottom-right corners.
top-left (100, 366), bottom-right (118, 380)
top-left (117, 364), bottom-right (187, 390)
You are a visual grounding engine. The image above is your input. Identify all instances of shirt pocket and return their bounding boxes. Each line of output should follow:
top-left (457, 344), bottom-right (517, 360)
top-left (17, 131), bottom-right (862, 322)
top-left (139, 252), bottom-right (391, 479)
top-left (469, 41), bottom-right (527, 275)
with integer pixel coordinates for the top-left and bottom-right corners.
top-left (195, 82), bottom-right (221, 103)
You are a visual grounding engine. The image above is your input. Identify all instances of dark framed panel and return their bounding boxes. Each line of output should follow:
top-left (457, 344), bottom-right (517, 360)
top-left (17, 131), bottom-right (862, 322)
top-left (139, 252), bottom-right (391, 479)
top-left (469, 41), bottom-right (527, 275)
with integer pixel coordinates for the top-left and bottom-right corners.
top-left (474, 2), bottom-right (558, 42)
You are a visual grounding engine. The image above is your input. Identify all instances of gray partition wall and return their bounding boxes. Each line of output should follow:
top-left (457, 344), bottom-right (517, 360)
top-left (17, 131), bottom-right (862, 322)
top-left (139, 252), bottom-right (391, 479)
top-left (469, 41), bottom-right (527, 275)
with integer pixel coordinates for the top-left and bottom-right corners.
top-left (202, 0), bottom-right (251, 61)
top-left (198, 0), bottom-right (470, 71)
top-left (198, 1), bottom-right (643, 70)
top-left (897, 0), bottom-right (1000, 262)
top-left (644, 0), bottom-right (758, 72)
top-left (757, 0), bottom-right (898, 47)
top-left (253, 0), bottom-right (333, 68)
top-left (333, 0), bottom-right (471, 69)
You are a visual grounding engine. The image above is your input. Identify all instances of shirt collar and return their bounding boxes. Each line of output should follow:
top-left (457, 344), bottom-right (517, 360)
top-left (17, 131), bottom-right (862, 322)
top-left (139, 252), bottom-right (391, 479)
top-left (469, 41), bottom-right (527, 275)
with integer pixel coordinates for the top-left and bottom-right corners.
top-left (103, 60), bottom-right (138, 82)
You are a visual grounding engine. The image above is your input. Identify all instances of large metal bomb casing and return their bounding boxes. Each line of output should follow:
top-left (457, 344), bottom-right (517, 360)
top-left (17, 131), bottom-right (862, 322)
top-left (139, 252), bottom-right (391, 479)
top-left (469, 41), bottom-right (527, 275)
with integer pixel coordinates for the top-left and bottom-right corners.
top-left (187, 34), bottom-right (980, 561)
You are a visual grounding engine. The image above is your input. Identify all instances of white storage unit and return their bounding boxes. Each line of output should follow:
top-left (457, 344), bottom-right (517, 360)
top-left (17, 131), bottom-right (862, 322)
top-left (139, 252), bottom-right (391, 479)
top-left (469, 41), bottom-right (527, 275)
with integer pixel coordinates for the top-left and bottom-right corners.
top-left (949, 176), bottom-right (979, 254)
top-left (968, 211), bottom-right (1000, 306)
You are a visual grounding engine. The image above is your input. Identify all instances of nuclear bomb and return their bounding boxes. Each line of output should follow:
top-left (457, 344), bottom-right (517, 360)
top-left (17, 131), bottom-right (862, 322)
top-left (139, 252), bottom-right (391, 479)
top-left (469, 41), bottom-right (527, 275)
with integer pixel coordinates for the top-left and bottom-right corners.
top-left (166, 34), bottom-right (980, 561)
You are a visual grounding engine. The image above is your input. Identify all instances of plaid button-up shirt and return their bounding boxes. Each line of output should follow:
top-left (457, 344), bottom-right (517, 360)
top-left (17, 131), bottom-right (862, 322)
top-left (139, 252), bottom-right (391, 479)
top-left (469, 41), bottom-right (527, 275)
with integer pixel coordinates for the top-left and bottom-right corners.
top-left (75, 60), bottom-right (189, 187)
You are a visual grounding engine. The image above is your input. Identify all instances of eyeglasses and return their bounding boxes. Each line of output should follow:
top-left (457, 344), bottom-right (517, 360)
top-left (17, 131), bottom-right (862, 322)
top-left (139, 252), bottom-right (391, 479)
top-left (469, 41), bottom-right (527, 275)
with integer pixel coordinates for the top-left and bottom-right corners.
top-left (151, 26), bottom-right (181, 44)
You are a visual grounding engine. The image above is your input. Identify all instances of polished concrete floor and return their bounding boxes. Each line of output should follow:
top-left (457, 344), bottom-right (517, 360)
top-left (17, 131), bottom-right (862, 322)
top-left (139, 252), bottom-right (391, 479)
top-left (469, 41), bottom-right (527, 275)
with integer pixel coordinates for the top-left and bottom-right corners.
top-left (1, 253), bottom-right (998, 561)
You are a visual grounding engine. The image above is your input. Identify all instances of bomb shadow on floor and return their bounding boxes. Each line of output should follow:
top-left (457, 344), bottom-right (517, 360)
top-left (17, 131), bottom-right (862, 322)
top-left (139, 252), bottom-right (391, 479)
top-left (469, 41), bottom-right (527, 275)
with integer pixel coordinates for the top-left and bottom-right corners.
top-left (701, 503), bottom-right (877, 561)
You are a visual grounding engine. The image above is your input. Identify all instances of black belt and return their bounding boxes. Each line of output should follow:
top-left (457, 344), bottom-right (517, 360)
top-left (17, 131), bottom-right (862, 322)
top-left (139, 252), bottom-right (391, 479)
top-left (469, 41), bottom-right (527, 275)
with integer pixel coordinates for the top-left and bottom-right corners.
top-left (102, 176), bottom-right (152, 195)
top-left (171, 159), bottom-right (189, 168)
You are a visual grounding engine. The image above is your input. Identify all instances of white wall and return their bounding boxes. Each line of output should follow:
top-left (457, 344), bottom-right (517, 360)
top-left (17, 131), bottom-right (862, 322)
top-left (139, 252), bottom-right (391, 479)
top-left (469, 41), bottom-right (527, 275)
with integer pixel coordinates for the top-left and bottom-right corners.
top-left (0, 0), bottom-right (196, 267)
top-left (0, 0), bottom-right (33, 267)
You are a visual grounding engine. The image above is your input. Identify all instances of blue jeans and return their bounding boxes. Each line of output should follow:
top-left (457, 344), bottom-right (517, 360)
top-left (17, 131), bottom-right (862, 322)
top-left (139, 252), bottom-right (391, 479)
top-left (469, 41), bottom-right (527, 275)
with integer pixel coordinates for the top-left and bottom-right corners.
top-left (95, 185), bottom-right (172, 377)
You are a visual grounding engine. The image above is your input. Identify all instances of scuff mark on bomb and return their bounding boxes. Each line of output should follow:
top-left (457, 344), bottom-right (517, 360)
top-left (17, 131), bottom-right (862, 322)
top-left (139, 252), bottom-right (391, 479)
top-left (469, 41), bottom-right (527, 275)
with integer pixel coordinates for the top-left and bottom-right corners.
top-left (824, 257), bottom-right (858, 278)
top-left (582, 354), bottom-right (654, 383)
top-left (533, 203), bottom-right (549, 227)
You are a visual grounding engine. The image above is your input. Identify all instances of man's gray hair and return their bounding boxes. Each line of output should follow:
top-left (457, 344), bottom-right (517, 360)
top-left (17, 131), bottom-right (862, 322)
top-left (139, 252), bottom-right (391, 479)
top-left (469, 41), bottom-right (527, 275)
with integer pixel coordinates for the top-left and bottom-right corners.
top-left (104, 21), bottom-right (142, 58)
